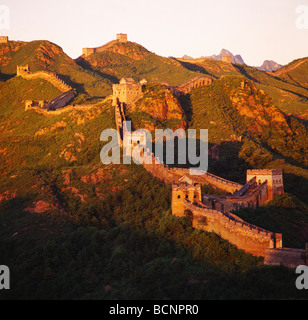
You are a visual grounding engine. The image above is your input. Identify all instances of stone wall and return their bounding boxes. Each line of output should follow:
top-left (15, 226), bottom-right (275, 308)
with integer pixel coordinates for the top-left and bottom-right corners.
top-left (116, 34), bottom-right (128, 43)
top-left (170, 76), bottom-right (213, 96)
top-left (82, 34), bottom-right (127, 57)
top-left (172, 180), bottom-right (202, 217)
top-left (17, 67), bottom-right (72, 93)
top-left (203, 179), bottom-right (269, 212)
top-left (25, 100), bottom-right (49, 111)
top-left (47, 89), bottom-right (77, 111)
top-left (112, 87), bottom-right (308, 266)
top-left (247, 169), bottom-right (284, 201)
top-left (18, 66), bottom-right (76, 112)
top-left (186, 200), bottom-right (283, 257)
top-left (142, 163), bottom-right (243, 194)
top-left (82, 40), bottom-right (118, 57)
top-left (115, 101), bottom-right (126, 147)
top-left (264, 248), bottom-right (308, 268)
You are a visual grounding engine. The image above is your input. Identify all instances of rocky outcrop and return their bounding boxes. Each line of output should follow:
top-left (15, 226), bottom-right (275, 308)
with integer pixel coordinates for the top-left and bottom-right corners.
top-left (35, 121), bottom-right (67, 136)
top-left (128, 84), bottom-right (187, 130)
top-left (25, 200), bottom-right (56, 214)
top-left (0, 191), bottom-right (16, 203)
top-left (230, 80), bottom-right (292, 135)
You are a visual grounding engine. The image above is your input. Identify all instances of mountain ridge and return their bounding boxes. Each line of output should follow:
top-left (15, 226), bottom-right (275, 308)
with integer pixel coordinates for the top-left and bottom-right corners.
top-left (0, 36), bottom-right (308, 300)
top-left (257, 60), bottom-right (283, 72)
top-left (202, 49), bottom-right (245, 65)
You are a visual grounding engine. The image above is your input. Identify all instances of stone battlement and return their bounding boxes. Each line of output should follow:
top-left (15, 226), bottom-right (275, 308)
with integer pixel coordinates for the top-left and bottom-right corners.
top-left (169, 76), bottom-right (213, 96)
top-left (18, 65), bottom-right (77, 112)
top-left (247, 169), bottom-right (283, 175)
top-left (247, 169), bottom-right (284, 201)
top-left (113, 78), bottom-right (143, 105)
top-left (185, 200), bottom-right (282, 257)
top-left (25, 100), bottom-right (49, 111)
top-left (116, 33), bottom-right (128, 43)
top-left (203, 179), bottom-right (269, 213)
top-left (17, 65), bottom-right (72, 93)
top-left (0, 36), bottom-right (8, 44)
top-left (82, 34), bottom-right (128, 57)
top-left (111, 84), bottom-right (306, 267)
top-left (265, 247), bottom-right (308, 268)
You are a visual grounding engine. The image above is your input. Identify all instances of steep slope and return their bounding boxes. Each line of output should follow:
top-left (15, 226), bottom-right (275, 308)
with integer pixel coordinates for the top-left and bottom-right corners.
top-left (126, 83), bottom-right (187, 131)
top-left (76, 41), bottom-right (198, 86)
top-left (174, 57), bottom-right (308, 121)
top-left (0, 76), bottom-right (116, 177)
top-left (233, 64), bottom-right (308, 121)
top-left (175, 57), bottom-right (241, 78)
top-left (0, 40), bottom-right (113, 99)
top-left (273, 57), bottom-right (308, 89)
top-left (186, 76), bottom-right (308, 167)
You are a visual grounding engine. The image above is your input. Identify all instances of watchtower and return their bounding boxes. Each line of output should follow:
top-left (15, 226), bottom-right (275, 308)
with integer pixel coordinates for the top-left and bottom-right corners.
top-left (112, 78), bottom-right (143, 105)
top-left (0, 36), bottom-right (8, 44)
top-left (116, 34), bottom-right (128, 43)
top-left (247, 169), bottom-right (284, 201)
top-left (17, 65), bottom-right (30, 76)
top-left (172, 176), bottom-right (202, 217)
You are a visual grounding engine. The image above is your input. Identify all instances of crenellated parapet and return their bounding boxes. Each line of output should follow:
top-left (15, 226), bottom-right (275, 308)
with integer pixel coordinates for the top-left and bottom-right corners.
top-left (112, 79), bottom-right (305, 267)
top-left (184, 199), bottom-right (283, 257)
top-left (170, 168), bottom-right (287, 258)
top-left (175, 76), bottom-right (213, 95)
top-left (18, 65), bottom-right (77, 112)
top-left (82, 34), bottom-right (128, 57)
top-left (113, 78), bottom-right (143, 105)
top-left (17, 65), bottom-right (73, 93)
top-left (0, 36), bottom-right (8, 44)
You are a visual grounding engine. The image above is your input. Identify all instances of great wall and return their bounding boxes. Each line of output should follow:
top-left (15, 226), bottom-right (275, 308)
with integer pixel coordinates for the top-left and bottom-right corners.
top-left (112, 75), bottom-right (308, 268)
top-left (82, 33), bottom-right (128, 57)
top-left (7, 32), bottom-right (307, 268)
top-left (16, 65), bottom-right (77, 111)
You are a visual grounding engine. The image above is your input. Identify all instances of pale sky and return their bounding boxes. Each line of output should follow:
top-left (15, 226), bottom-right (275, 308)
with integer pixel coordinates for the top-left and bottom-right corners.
top-left (2, 0), bottom-right (308, 66)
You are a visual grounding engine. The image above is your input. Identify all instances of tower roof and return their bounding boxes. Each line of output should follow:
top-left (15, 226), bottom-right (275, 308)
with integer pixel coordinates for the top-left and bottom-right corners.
top-left (120, 78), bottom-right (136, 85)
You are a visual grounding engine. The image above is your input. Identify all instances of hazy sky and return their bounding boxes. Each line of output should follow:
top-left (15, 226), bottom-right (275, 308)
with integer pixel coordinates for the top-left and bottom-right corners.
top-left (2, 0), bottom-right (308, 66)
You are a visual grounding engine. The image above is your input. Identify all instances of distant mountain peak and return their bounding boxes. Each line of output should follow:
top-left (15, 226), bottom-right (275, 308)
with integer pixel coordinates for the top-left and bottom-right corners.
top-left (182, 54), bottom-right (194, 59)
top-left (203, 49), bottom-right (245, 65)
top-left (257, 60), bottom-right (283, 72)
top-left (219, 49), bottom-right (232, 56)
